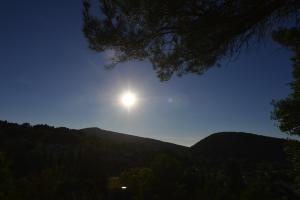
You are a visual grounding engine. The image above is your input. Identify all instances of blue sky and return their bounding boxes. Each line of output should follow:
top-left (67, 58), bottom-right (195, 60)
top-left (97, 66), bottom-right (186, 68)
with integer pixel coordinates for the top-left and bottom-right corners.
top-left (0, 0), bottom-right (294, 146)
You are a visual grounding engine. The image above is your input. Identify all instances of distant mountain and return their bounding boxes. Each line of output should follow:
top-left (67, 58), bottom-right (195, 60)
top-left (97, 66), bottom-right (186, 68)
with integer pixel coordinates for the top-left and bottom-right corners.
top-left (191, 132), bottom-right (287, 162)
top-left (0, 121), bottom-right (297, 200)
top-left (0, 120), bottom-right (187, 177)
top-left (81, 127), bottom-right (187, 152)
top-left (0, 121), bottom-right (287, 166)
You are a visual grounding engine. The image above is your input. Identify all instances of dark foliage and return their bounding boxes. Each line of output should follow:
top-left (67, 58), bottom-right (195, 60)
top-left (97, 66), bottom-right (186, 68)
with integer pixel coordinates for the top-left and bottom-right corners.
top-left (0, 120), bottom-right (298, 199)
top-left (271, 27), bottom-right (300, 136)
top-left (83, 0), bottom-right (299, 80)
top-left (271, 27), bottom-right (300, 189)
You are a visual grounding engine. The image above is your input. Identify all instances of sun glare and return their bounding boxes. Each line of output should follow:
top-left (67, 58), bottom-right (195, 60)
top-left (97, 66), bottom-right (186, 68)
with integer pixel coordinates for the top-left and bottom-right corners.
top-left (120, 91), bottom-right (137, 109)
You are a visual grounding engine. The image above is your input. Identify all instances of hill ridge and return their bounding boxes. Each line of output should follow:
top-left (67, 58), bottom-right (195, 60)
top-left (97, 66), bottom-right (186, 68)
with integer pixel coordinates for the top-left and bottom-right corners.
top-left (191, 131), bottom-right (286, 162)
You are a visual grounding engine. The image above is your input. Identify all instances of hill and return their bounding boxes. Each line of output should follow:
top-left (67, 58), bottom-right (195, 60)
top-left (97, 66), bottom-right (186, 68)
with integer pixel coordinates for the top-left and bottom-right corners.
top-left (0, 120), bottom-right (187, 176)
top-left (0, 120), bottom-right (297, 200)
top-left (191, 132), bottom-right (287, 162)
top-left (81, 127), bottom-right (187, 152)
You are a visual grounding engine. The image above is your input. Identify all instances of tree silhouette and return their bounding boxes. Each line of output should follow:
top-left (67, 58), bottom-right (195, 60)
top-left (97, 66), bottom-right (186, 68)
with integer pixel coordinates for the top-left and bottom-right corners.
top-left (83, 0), bottom-right (299, 80)
top-left (271, 27), bottom-right (300, 136)
top-left (271, 27), bottom-right (300, 190)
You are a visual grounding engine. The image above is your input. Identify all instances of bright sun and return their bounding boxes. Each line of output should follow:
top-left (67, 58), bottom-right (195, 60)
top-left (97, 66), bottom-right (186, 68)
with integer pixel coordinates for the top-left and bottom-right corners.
top-left (120, 91), bottom-right (137, 109)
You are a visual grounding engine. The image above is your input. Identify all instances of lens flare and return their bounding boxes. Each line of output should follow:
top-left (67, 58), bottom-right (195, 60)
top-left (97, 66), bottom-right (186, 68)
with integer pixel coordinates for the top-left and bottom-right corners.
top-left (120, 92), bottom-right (137, 108)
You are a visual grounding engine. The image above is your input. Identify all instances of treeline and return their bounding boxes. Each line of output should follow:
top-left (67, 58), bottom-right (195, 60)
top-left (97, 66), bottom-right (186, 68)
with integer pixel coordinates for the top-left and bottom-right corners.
top-left (0, 120), bottom-right (299, 199)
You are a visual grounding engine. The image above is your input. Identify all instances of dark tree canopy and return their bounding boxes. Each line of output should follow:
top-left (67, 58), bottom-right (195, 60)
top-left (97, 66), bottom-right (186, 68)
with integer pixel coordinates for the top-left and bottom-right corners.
top-left (83, 0), bottom-right (299, 80)
top-left (272, 27), bottom-right (300, 136)
top-left (1, 121), bottom-right (298, 199)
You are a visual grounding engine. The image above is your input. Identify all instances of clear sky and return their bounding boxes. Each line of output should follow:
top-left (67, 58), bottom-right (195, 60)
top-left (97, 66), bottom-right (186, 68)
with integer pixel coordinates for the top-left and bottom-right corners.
top-left (0, 0), bottom-right (294, 146)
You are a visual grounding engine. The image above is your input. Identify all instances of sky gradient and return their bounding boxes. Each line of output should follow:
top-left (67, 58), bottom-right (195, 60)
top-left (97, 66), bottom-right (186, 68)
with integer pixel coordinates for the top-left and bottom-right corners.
top-left (0, 0), bottom-right (294, 146)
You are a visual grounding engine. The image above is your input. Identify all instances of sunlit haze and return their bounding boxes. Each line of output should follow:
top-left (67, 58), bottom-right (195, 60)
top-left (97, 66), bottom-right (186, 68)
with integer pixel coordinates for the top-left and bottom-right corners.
top-left (120, 91), bottom-right (137, 109)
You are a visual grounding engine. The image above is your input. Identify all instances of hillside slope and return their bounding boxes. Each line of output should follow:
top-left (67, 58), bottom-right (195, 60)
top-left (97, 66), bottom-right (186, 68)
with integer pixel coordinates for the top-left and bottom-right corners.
top-left (81, 127), bottom-right (187, 152)
top-left (0, 121), bottom-right (297, 200)
top-left (191, 132), bottom-right (287, 162)
top-left (0, 120), bottom-right (187, 176)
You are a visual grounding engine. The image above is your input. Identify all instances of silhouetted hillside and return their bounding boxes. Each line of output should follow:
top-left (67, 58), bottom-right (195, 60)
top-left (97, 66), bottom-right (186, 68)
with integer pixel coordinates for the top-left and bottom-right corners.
top-left (191, 132), bottom-right (287, 162)
top-left (81, 127), bottom-right (187, 152)
top-left (0, 121), bottom-right (298, 199)
top-left (0, 121), bottom-right (187, 176)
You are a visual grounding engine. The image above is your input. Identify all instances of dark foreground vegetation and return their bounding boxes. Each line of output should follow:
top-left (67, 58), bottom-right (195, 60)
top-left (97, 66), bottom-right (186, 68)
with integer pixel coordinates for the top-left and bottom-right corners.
top-left (0, 120), bottom-right (299, 200)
